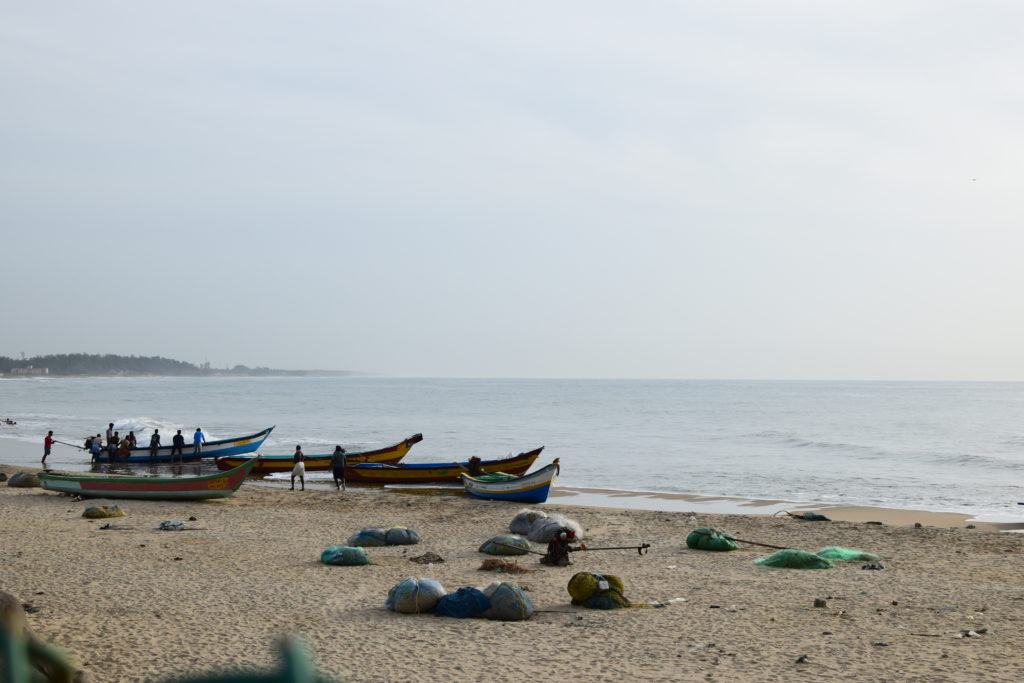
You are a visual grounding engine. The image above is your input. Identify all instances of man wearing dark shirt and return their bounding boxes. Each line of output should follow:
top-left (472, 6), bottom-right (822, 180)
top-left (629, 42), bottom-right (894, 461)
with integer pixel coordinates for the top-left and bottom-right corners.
top-left (171, 430), bottom-right (186, 463)
top-left (149, 430), bottom-right (161, 460)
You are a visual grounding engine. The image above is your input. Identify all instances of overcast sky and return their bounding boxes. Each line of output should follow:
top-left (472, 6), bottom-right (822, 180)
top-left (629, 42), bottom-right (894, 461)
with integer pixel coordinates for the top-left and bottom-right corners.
top-left (2, 1), bottom-right (1022, 379)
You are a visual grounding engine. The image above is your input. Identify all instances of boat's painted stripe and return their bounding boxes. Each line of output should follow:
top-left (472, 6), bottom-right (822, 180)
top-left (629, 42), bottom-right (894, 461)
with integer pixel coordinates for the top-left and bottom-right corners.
top-left (222, 446), bottom-right (409, 468)
top-left (464, 484), bottom-right (552, 503)
top-left (464, 478), bottom-right (554, 496)
top-left (39, 459), bottom-right (255, 500)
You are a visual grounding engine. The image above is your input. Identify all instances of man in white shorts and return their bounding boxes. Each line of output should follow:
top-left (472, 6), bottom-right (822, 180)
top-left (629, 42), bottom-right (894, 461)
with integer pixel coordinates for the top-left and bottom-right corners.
top-left (290, 445), bottom-right (305, 491)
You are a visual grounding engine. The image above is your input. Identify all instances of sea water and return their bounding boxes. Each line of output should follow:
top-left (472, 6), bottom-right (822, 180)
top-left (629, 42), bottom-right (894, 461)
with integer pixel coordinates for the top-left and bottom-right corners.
top-left (2, 376), bottom-right (1023, 519)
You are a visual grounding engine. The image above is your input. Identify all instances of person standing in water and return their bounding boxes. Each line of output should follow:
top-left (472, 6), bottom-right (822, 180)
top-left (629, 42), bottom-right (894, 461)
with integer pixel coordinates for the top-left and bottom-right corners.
top-left (43, 431), bottom-right (54, 465)
top-left (331, 446), bottom-right (347, 491)
top-left (291, 445), bottom-right (305, 491)
top-left (149, 430), bottom-right (161, 460)
top-left (171, 430), bottom-right (185, 461)
top-left (193, 428), bottom-right (206, 458)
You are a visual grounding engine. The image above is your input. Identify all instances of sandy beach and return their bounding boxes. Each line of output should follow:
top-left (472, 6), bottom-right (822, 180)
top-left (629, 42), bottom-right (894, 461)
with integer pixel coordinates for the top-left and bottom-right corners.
top-left (6, 458), bottom-right (1024, 683)
top-left (3, 455), bottom-right (1024, 683)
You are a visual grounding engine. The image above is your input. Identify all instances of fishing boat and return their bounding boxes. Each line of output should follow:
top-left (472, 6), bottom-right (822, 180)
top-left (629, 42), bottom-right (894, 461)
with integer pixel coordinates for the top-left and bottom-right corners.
top-left (343, 447), bottom-right (543, 485)
top-left (39, 458), bottom-right (257, 501)
top-left (215, 433), bottom-right (423, 475)
top-left (461, 459), bottom-right (560, 504)
top-left (91, 426), bottom-right (274, 464)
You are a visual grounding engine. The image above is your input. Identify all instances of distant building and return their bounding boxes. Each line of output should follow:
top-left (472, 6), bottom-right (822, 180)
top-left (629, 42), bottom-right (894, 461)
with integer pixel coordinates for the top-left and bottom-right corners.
top-left (11, 365), bottom-right (48, 375)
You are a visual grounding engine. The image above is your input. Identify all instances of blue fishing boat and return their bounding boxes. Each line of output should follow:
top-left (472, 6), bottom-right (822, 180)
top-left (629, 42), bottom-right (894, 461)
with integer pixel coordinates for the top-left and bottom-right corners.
top-left (461, 459), bottom-right (560, 504)
top-left (91, 426), bottom-right (274, 464)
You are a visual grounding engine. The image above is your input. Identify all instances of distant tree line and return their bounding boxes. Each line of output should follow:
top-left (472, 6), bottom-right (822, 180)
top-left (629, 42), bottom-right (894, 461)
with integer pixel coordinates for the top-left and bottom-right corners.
top-left (0, 354), bottom-right (205, 376)
top-left (0, 354), bottom-right (351, 377)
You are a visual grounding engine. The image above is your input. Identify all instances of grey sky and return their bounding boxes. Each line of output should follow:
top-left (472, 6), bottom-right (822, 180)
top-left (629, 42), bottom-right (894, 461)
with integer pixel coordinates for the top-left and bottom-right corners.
top-left (2, 1), bottom-right (1022, 379)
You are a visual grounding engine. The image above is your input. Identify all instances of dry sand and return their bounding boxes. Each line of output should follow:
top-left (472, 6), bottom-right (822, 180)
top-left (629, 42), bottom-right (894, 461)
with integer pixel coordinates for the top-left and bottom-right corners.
top-left (3, 461), bottom-right (1024, 682)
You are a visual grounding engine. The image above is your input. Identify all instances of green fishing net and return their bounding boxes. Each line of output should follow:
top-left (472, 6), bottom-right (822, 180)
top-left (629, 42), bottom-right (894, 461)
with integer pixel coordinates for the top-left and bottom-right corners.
top-left (754, 549), bottom-right (835, 569)
top-left (815, 546), bottom-right (882, 562)
top-left (686, 527), bottom-right (739, 551)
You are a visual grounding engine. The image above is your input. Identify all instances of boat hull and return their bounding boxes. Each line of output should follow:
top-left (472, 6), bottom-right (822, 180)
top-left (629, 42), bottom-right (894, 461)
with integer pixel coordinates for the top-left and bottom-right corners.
top-left (215, 433), bottom-right (423, 474)
top-left (91, 427), bottom-right (274, 464)
top-left (39, 458), bottom-right (258, 500)
top-left (461, 460), bottom-right (560, 504)
top-left (345, 447), bottom-right (543, 485)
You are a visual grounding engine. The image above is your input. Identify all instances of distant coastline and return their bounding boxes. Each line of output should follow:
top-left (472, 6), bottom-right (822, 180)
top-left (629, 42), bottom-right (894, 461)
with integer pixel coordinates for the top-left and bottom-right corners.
top-left (0, 353), bottom-right (360, 378)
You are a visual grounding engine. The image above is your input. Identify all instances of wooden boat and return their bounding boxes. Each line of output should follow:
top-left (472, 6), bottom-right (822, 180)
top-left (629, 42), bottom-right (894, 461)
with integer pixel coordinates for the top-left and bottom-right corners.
top-left (344, 447), bottom-right (543, 485)
top-left (39, 458), bottom-right (257, 500)
top-left (215, 433), bottom-right (423, 475)
top-left (91, 426), bottom-right (275, 464)
top-left (461, 459), bottom-right (560, 504)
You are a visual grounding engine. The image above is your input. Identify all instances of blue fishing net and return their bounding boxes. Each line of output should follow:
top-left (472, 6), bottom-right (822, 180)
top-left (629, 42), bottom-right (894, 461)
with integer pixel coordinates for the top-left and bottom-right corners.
top-left (346, 526), bottom-right (387, 547)
top-left (384, 527), bottom-right (421, 545)
top-left (434, 588), bottom-right (491, 619)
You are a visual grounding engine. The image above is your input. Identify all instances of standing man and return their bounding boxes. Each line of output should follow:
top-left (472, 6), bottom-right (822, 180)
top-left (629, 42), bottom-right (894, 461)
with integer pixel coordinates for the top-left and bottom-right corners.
top-left (193, 427), bottom-right (206, 458)
top-left (89, 436), bottom-right (102, 463)
top-left (331, 446), bottom-right (347, 491)
top-left (43, 431), bottom-right (54, 465)
top-left (149, 429), bottom-right (161, 460)
top-left (171, 429), bottom-right (186, 462)
top-left (105, 423), bottom-right (115, 447)
top-left (291, 445), bottom-right (305, 491)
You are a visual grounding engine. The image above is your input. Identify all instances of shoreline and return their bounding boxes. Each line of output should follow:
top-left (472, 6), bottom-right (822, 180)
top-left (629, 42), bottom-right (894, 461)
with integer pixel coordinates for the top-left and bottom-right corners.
top-left (4, 456), bottom-right (1014, 533)
top-left (3, 434), bottom-right (1019, 531)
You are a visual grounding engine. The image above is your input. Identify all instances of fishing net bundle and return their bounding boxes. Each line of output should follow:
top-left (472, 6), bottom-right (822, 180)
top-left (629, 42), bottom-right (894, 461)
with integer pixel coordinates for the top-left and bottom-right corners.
top-left (754, 549), bottom-right (835, 569)
top-left (478, 558), bottom-right (536, 574)
top-left (777, 510), bottom-right (831, 521)
top-left (347, 526), bottom-right (387, 546)
top-left (685, 527), bottom-right (739, 551)
top-left (480, 581), bottom-right (534, 621)
top-left (385, 578), bottom-right (447, 614)
top-left (7, 472), bottom-right (40, 488)
top-left (320, 545), bottom-right (371, 566)
top-left (431, 582), bottom-right (534, 620)
top-left (82, 505), bottom-right (125, 519)
top-left (475, 473), bottom-right (518, 482)
top-left (347, 526), bottom-right (421, 547)
top-left (158, 520), bottom-right (186, 531)
top-left (479, 534), bottom-right (531, 555)
top-left (815, 547), bottom-right (883, 563)
top-left (384, 527), bottom-right (421, 545)
top-left (434, 587), bottom-right (491, 619)
top-left (567, 572), bottom-right (631, 609)
top-left (509, 509), bottom-right (548, 535)
top-left (528, 514), bottom-right (583, 543)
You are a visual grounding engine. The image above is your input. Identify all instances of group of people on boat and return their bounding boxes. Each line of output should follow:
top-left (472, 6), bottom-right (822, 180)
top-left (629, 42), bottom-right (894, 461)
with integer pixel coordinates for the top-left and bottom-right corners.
top-left (81, 424), bottom-right (207, 462)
